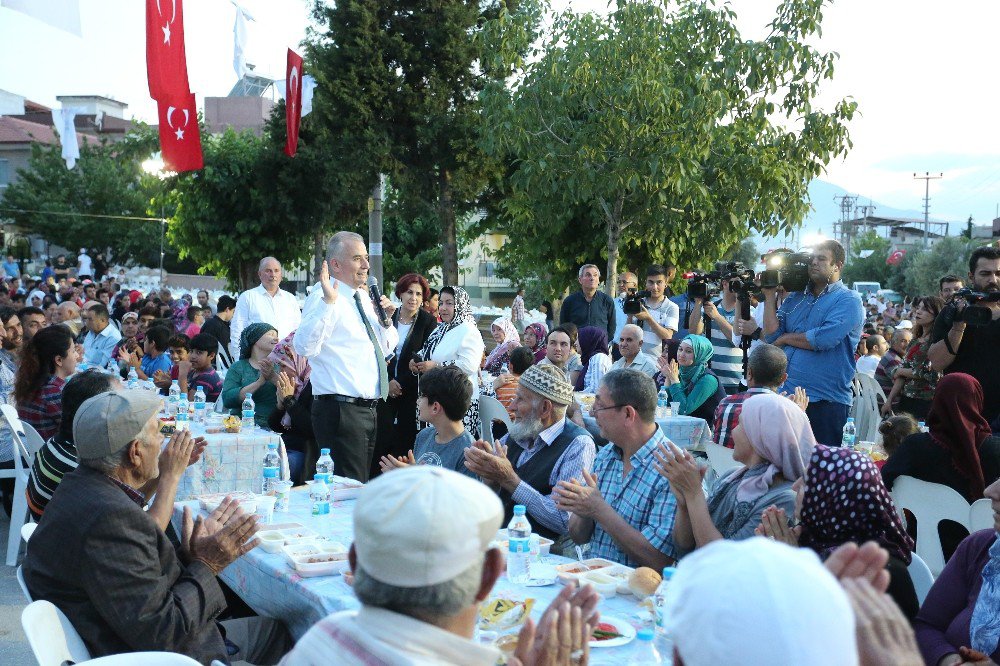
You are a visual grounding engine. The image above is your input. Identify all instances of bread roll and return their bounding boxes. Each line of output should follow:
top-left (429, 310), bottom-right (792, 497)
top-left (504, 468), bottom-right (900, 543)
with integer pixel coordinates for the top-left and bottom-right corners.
top-left (629, 566), bottom-right (662, 598)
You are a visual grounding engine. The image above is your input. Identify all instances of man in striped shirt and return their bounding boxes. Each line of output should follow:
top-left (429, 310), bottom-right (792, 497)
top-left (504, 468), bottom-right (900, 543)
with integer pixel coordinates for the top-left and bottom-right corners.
top-left (712, 344), bottom-right (787, 449)
top-left (688, 279), bottom-right (744, 394)
top-left (26, 369), bottom-right (119, 519)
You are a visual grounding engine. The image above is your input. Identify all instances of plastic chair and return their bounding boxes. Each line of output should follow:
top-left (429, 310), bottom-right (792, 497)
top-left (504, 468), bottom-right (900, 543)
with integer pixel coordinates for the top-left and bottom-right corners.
top-left (84, 653), bottom-right (202, 665)
top-left (216, 340), bottom-right (234, 371)
top-left (16, 564), bottom-right (31, 602)
top-left (704, 443), bottom-right (742, 478)
top-left (908, 552), bottom-right (935, 606)
top-left (21, 600), bottom-right (92, 666)
top-left (891, 476), bottom-right (972, 576)
top-left (478, 395), bottom-right (512, 446)
top-left (21, 521), bottom-right (36, 543)
top-left (21, 422), bottom-right (46, 458)
top-left (969, 498), bottom-right (995, 533)
top-left (0, 404), bottom-right (35, 565)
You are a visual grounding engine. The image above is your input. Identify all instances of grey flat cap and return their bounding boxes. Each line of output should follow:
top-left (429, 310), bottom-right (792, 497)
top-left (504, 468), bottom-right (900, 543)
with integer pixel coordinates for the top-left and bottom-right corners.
top-left (73, 390), bottom-right (163, 460)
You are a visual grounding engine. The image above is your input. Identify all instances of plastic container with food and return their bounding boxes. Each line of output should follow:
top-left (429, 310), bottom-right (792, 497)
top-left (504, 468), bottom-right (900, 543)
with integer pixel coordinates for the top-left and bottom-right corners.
top-left (256, 530), bottom-right (287, 553)
top-left (289, 541), bottom-right (350, 577)
top-left (331, 476), bottom-right (365, 501)
top-left (197, 491), bottom-right (257, 514)
top-left (578, 570), bottom-right (617, 596)
top-left (555, 558), bottom-right (618, 578)
top-left (280, 527), bottom-right (319, 541)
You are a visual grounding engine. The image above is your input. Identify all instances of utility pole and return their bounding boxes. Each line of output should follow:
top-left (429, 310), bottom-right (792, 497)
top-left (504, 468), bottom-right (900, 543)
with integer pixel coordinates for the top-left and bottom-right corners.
top-left (913, 172), bottom-right (943, 248)
top-left (368, 173), bottom-right (385, 287)
top-left (833, 194), bottom-right (858, 257)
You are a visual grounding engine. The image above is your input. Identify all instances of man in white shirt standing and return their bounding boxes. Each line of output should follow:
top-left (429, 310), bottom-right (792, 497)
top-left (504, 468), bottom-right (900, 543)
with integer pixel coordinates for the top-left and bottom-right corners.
top-left (630, 264), bottom-right (679, 356)
top-left (229, 257), bottom-right (302, 358)
top-left (294, 232), bottom-right (398, 482)
top-left (77, 248), bottom-right (93, 279)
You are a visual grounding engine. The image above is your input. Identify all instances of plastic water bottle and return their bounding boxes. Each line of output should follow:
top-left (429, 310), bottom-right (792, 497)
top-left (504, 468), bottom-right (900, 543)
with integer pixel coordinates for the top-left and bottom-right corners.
top-left (310, 474), bottom-right (331, 523)
top-left (193, 387), bottom-right (207, 423)
top-left (127, 367), bottom-right (138, 390)
top-left (316, 448), bottom-right (334, 477)
top-left (167, 380), bottom-right (181, 416)
top-left (628, 629), bottom-right (662, 665)
top-left (918, 421), bottom-right (927, 433)
top-left (656, 388), bottom-right (668, 419)
top-left (242, 394), bottom-right (255, 430)
top-left (841, 417), bottom-right (857, 448)
top-left (507, 505), bottom-right (532, 584)
top-left (653, 566), bottom-right (676, 637)
top-left (261, 466), bottom-right (279, 495)
top-left (262, 442), bottom-right (280, 478)
top-left (175, 395), bottom-right (189, 431)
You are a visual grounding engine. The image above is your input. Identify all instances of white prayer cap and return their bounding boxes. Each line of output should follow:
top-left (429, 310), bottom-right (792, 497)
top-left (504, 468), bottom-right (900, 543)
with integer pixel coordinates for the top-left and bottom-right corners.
top-left (665, 537), bottom-right (858, 666)
top-left (353, 466), bottom-right (503, 588)
top-left (896, 320), bottom-right (913, 330)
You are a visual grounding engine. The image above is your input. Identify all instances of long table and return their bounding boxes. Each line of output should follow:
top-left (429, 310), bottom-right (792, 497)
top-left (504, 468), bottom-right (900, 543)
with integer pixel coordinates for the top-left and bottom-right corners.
top-left (173, 422), bottom-right (282, 500)
top-left (172, 489), bottom-right (670, 664)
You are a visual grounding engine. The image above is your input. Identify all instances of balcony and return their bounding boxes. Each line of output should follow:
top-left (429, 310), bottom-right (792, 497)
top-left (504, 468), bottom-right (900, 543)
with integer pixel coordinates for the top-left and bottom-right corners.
top-left (478, 261), bottom-right (512, 288)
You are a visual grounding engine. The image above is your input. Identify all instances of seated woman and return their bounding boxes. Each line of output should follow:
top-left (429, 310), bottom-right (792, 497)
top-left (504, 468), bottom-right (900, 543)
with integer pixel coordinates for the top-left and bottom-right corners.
top-left (481, 317), bottom-right (520, 375)
top-left (756, 444), bottom-right (919, 619)
top-left (16, 325), bottom-right (77, 440)
top-left (914, 478), bottom-right (1000, 665)
top-left (573, 326), bottom-right (611, 393)
top-left (659, 334), bottom-right (725, 422)
top-left (657, 392), bottom-right (816, 554)
top-left (221, 322), bottom-right (279, 429)
top-left (266, 332), bottom-right (312, 483)
top-left (523, 322), bottom-right (548, 363)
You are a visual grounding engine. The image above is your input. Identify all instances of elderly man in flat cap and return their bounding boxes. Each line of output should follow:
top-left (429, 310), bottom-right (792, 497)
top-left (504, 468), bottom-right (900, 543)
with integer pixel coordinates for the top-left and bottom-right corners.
top-left (283, 466), bottom-right (600, 665)
top-left (465, 364), bottom-right (596, 551)
top-left (23, 390), bottom-right (291, 664)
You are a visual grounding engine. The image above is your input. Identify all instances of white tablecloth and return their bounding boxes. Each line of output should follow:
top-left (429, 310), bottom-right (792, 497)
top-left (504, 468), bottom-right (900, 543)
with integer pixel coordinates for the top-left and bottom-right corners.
top-left (173, 422), bottom-right (282, 500)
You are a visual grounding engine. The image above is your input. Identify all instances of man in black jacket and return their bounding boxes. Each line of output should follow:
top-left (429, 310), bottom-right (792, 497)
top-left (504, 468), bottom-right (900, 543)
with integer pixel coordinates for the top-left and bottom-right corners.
top-left (559, 264), bottom-right (615, 343)
top-left (201, 294), bottom-right (236, 367)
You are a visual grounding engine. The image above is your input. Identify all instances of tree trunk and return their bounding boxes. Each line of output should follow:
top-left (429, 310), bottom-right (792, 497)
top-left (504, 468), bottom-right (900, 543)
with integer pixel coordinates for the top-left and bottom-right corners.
top-left (601, 194), bottom-right (626, 296)
top-left (439, 168), bottom-right (459, 286)
top-left (313, 228), bottom-right (326, 283)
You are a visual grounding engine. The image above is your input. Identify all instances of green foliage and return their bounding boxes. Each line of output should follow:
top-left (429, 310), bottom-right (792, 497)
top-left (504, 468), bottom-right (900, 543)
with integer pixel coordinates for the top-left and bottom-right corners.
top-left (1, 126), bottom-right (166, 266)
top-left (725, 239), bottom-right (761, 269)
top-left (897, 237), bottom-right (976, 297)
top-left (477, 0), bottom-right (856, 295)
top-left (841, 230), bottom-right (894, 287)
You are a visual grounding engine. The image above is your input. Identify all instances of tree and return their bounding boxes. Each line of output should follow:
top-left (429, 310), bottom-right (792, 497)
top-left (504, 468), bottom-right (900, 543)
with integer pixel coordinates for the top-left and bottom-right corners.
top-left (896, 236), bottom-right (976, 297)
top-left (841, 230), bottom-right (894, 287)
top-left (1, 127), bottom-right (167, 266)
top-left (478, 0), bottom-right (856, 295)
top-left (306, 0), bottom-right (503, 286)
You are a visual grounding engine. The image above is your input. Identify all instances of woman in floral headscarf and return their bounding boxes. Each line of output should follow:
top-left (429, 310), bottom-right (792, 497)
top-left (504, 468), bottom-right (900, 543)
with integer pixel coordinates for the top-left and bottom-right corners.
top-left (171, 293), bottom-right (193, 333)
top-left (410, 286), bottom-right (485, 437)
top-left (267, 331), bottom-right (314, 483)
top-left (659, 334), bottom-right (726, 422)
top-left (482, 317), bottom-right (521, 375)
top-left (523, 322), bottom-right (548, 364)
top-left (221, 322), bottom-right (279, 428)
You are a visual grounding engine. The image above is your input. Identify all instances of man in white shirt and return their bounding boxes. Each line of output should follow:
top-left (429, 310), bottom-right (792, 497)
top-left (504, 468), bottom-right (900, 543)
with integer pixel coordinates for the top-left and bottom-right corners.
top-left (77, 248), bottom-right (93, 279)
top-left (81, 303), bottom-right (121, 369)
top-left (631, 264), bottom-right (679, 355)
top-left (611, 324), bottom-right (658, 376)
top-left (229, 257), bottom-right (302, 358)
top-left (294, 232), bottom-right (398, 482)
top-left (855, 334), bottom-right (886, 377)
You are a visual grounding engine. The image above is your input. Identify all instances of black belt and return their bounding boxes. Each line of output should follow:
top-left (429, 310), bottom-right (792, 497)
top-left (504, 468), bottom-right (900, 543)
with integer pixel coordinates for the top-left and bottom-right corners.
top-left (315, 393), bottom-right (380, 408)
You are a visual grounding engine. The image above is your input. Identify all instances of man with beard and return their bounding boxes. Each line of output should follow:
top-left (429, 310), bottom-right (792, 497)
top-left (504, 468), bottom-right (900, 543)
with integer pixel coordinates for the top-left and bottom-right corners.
top-left (17, 306), bottom-right (47, 345)
top-left (928, 246), bottom-right (1000, 424)
top-left (464, 364), bottom-right (595, 549)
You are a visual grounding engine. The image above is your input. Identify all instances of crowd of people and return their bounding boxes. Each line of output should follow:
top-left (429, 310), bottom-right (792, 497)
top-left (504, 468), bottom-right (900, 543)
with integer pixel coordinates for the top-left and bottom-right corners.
top-left (10, 234), bottom-right (1000, 665)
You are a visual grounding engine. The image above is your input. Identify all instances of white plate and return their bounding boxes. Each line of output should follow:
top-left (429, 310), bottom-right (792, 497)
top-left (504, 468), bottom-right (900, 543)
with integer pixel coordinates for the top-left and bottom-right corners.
top-left (589, 616), bottom-right (636, 648)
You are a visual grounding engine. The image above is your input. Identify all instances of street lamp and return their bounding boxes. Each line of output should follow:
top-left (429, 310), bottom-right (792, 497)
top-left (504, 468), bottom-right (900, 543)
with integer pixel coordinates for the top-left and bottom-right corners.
top-left (141, 156), bottom-right (171, 286)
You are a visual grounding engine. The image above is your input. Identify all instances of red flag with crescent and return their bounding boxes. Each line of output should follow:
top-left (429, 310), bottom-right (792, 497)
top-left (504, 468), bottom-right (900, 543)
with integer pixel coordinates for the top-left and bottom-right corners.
top-left (146, 0), bottom-right (191, 100)
top-left (886, 249), bottom-right (906, 266)
top-left (156, 93), bottom-right (203, 173)
top-left (285, 48), bottom-right (304, 157)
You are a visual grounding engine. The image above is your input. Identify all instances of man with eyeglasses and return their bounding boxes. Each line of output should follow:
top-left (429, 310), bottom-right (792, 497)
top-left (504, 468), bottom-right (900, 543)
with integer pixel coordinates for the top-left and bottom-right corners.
top-left (762, 239), bottom-right (864, 446)
top-left (553, 369), bottom-right (677, 570)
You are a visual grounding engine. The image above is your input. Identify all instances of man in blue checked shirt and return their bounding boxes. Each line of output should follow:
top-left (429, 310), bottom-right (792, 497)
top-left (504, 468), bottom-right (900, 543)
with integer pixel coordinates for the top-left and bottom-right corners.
top-left (762, 240), bottom-right (864, 446)
top-left (553, 369), bottom-right (677, 569)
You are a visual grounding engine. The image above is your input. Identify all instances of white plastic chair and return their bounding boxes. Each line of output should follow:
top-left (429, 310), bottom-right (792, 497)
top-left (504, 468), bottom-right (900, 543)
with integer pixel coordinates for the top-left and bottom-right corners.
top-left (21, 421), bottom-right (46, 458)
top-left (21, 521), bottom-right (36, 543)
top-left (891, 476), bottom-right (972, 576)
top-left (21, 600), bottom-right (92, 666)
top-left (478, 395), bottom-right (512, 446)
top-left (84, 653), bottom-right (202, 665)
top-left (969, 498), bottom-right (995, 533)
top-left (215, 340), bottom-right (234, 371)
top-left (16, 564), bottom-right (31, 602)
top-left (0, 404), bottom-right (35, 565)
top-left (908, 552), bottom-right (935, 606)
top-left (704, 442), bottom-right (742, 478)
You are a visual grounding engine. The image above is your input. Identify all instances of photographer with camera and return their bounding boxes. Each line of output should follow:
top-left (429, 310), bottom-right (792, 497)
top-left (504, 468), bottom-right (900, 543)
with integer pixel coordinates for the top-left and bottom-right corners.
top-left (763, 240), bottom-right (864, 446)
top-left (628, 264), bottom-right (679, 356)
top-left (928, 246), bottom-right (1000, 424)
top-left (687, 272), bottom-right (744, 395)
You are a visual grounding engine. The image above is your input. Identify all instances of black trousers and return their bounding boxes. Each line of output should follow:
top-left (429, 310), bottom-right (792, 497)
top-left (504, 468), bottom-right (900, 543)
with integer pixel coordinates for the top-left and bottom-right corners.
top-left (311, 398), bottom-right (377, 483)
top-left (372, 393), bottom-right (419, 479)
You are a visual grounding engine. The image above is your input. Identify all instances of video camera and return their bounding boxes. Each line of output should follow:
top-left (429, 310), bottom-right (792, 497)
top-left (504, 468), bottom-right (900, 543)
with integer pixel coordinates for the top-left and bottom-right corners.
top-left (622, 288), bottom-right (653, 315)
top-left (952, 288), bottom-right (1000, 326)
top-left (759, 250), bottom-right (811, 293)
top-left (685, 261), bottom-right (756, 301)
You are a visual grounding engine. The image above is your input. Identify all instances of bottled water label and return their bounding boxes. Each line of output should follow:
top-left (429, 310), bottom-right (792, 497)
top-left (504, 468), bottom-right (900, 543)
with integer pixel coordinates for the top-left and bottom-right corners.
top-left (312, 501), bottom-right (331, 516)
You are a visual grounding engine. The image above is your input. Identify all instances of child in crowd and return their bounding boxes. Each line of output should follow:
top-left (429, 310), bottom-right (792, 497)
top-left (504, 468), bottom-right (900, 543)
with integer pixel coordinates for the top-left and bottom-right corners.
top-left (183, 306), bottom-right (204, 338)
top-left (184, 333), bottom-right (223, 402)
top-left (119, 325), bottom-right (172, 381)
top-left (879, 415), bottom-right (919, 459)
top-left (153, 334), bottom-right (190, 390)
top-left (379, 365), bottom-right (475, 478)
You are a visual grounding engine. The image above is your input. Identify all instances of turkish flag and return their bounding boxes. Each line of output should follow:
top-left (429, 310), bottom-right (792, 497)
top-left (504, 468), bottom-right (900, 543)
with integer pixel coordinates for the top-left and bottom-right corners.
top-left (146, 0), bottom-right (191, 100)
top-left (156, 93), bottom-right (203, 173)
top-left (886, 249), bottom-right (906, 266)
top-left (284, 48), bottom-right (303, 157)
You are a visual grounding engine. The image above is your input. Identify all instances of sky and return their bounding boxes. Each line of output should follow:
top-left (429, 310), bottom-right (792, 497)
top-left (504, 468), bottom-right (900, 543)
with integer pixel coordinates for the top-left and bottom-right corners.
top-left (3, 0), bottom-right (1000, 231)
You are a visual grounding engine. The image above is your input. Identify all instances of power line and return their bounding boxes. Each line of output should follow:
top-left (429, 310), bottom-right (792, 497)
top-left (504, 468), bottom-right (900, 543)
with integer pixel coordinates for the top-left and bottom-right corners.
top-left (913, 172), bottom-right (943, 248)
top-left (0, 207), bottom-right (165, 223)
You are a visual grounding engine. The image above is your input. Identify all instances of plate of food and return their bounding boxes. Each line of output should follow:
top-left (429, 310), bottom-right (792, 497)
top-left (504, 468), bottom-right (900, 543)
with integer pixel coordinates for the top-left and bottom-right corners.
top-left (589, 616), bottom-right (636, 648)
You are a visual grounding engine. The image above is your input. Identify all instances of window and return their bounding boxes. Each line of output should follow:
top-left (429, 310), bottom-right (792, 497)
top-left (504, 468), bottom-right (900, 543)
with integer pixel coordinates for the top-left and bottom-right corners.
top-left (0, 159), bottom-right (8, 189)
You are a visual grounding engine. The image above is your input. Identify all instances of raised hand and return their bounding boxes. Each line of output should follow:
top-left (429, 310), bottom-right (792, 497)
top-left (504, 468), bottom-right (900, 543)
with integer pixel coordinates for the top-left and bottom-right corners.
top-left (319, 260), bottom-right (338, 305)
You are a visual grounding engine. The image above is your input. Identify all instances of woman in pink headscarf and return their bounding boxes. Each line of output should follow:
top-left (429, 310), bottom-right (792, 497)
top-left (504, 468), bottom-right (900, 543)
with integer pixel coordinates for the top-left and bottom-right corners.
top-left (481, 317), bottom-right (521, 375)
top-left (655, 392), bottom-right (817, 555)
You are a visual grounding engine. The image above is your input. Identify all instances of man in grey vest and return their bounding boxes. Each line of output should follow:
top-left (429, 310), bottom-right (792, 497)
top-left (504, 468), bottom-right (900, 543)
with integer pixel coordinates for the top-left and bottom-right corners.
top-left (464, 364), bottom-right (596, 552)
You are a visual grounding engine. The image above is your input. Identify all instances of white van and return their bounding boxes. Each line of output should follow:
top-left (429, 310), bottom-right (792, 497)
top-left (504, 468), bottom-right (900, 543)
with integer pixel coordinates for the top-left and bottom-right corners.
top-left (853, 282), bottom-right (881, 298)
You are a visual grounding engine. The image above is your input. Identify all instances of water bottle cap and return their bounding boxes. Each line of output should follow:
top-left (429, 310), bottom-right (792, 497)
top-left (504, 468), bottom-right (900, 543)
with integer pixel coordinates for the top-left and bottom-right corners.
top-left (263, 467), bottom-right (279, 477)
top-left (314, 473), bottom-right (330, 483)
top-left (267, 442), bottom-right (278, 449)
top-left (846, 417), bottom-right (855, 423)
top-left (637, 628), bottom-right (655, 641)
top-left (171, 379), bottom-right (178, 385)
top-left (513, 505), bottom-right (526, 515)
top-left (662, 566), bottom-right (676, 580)
top-left (320, 448), bottom-right (331, 455)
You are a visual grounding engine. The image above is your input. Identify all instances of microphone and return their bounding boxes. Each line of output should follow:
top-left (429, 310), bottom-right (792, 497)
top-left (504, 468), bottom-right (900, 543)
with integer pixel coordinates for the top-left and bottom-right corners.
top-left (368, 276), bottom-right (391, 327)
